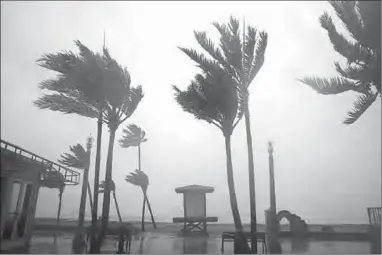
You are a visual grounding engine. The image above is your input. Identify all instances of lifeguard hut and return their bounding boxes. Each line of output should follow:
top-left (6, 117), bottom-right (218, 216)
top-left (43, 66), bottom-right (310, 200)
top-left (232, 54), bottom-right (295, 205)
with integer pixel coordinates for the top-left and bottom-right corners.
top-left (172, 185), bottom-right (218, 234)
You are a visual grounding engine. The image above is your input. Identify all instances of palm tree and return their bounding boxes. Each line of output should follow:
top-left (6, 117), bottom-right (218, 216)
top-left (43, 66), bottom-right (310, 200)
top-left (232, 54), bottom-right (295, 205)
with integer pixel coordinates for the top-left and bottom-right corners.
top-left (178, 16), bottom-right (268, 253)
top-left (119, 124), bottom-right (148, 230)
top-left (99, 180), bottom-right (122, 223)
top-left (173, 69), bottom-right (250, 253)
top-left (97, 68), bottom-right (143, 247)
top-left (125, 169), bottom-right (157, 230)
top-left (58, 137), bottom-right (93, 228)
top-left (35, 40), bottom-right (110, 253)
top-left (40, 171), bottom-right (65, 244)
top-left (298, 1), bottom-right (381, 124)
top-left (35, 41), bottom-right (143, 252)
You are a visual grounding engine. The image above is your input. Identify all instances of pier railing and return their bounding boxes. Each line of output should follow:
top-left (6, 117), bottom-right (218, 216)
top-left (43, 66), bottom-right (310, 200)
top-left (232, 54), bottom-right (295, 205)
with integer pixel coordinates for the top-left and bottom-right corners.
top-left (1, 139), bottom-right (80, 185)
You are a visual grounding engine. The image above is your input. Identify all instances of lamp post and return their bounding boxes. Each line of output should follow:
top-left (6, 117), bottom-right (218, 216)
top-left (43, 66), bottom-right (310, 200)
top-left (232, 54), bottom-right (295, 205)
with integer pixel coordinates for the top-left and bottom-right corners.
top-left (268, 142), bottom-right (276, 213)
top-left (266, 141), bottom-right (281, 254)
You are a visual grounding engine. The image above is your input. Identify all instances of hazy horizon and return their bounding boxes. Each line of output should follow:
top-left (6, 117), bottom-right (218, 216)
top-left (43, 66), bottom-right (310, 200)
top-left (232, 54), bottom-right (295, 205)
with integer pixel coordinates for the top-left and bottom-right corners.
top-left (1, 1), bottom-right (381, 225)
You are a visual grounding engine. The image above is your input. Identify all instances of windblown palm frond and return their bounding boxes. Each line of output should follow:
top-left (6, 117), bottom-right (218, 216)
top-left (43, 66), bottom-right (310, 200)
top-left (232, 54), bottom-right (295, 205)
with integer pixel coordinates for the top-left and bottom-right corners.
top-left (182, 16), bottom-right (268, 123)
top-left (344, 92), bottom-right (378, 124)
top-left (119, 124), bottom-right (147, 148)
top-left (173, 69), bottom-right (241, 136)
top-left (299, 1), bottom-right (380, 125)
top-left (297, 76), bottom-right (368, 94)
top-left (34, 93), bottom-right (99, 119)
top-left (58, 144), bottom-right (88, 169)
top-left (116, 86), bottom-right (144, 126)
top-left (125, 169), bottom-right (149, 189)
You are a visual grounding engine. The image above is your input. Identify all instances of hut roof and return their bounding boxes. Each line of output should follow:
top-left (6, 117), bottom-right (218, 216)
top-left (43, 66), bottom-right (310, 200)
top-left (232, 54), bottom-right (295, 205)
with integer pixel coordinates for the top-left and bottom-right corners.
top-left (175, 184), bottom-right (214, 194)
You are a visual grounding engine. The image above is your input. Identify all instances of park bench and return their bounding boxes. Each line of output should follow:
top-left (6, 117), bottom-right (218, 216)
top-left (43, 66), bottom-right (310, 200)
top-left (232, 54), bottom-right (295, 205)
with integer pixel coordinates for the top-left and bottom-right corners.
top-left (221, 231), bottom-right (267, 254)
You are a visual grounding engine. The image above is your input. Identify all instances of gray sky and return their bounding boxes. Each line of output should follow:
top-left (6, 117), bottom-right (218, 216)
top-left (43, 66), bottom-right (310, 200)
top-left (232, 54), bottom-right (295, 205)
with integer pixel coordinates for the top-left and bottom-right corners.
top-left (1, 1), bottom-right (380, 224)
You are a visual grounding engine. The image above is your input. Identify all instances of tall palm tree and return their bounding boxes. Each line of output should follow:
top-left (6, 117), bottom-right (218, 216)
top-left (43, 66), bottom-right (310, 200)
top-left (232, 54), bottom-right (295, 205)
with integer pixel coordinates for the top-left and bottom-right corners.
top-left (173, 69), bottom-right (250, 253)
top-left (35, 41), bottom-right (143, 252)
top-left (125, 169), bottom-right (157, 230)
top-left (97, 68), bottom-right (144, 247)
top-left (178, 16), bottom-right (268, 253)
top-left (119, 124), bottom-right (148, 230)
top-left (298, 1), bottom-right (381, 124)
top-left (35, 40), bottom-right (110, 253)
top-left (99, 180), bottom-right (122, 223)
top-left (58, 137), bottom-right (93, 229)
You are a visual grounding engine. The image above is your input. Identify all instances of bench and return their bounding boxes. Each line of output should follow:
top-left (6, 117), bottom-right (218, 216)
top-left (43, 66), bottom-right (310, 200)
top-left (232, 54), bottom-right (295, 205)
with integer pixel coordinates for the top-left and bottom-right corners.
top-left (221, 231), bottom-right (267, 254)
top-left (173, 217), bottom-right (218, 233)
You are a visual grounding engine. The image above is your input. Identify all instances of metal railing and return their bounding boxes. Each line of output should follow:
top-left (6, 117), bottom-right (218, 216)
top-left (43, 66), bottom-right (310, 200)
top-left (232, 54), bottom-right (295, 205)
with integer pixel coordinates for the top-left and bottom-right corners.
top-left (367, 207), bottom-right (381, 226)
top-left (1, 139), bottom-right (80, 185)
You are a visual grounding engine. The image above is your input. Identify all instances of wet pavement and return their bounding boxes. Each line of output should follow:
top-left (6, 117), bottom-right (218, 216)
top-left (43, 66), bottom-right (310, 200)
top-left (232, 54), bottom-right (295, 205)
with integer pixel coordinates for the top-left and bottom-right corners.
top-left (24, 231), bottom-right (371, 254)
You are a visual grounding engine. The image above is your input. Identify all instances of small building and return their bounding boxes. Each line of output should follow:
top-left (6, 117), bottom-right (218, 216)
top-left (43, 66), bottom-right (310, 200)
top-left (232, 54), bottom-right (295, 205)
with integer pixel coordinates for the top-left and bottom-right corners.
top-left (172, 184), bottom-right (218, 234)
top-left (0, 139), bottom-right (80, 252)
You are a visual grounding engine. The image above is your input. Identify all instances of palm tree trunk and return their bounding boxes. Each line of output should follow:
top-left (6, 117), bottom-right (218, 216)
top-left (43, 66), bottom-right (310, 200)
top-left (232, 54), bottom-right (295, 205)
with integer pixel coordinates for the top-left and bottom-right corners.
top-left (224, 135), bottom-right (250, 254)
top-left (138, 145), bottom-right (146, 231)
top-left (99, 127), bottom-right (117, 243)
top-left (143, 189), bottom-right (156, 229)
top-left (138, 143), bottom-right (141, 171)
top-left (244, 106), bottom-right (258, 254)
top-left (90, 108), bottom-right (103, 253)
top-left (141, 194), bottom-right (146, 231)
top-left (87, 182), bottom-right (93, 212)
top-left (113, 191), bottom-right (123, 223)
top-left (56, 187), bottom-right (64, 226)
top-left (55, 187), bottom-right (64, 244)
top-left (78, 163), bottom-right (90, 229)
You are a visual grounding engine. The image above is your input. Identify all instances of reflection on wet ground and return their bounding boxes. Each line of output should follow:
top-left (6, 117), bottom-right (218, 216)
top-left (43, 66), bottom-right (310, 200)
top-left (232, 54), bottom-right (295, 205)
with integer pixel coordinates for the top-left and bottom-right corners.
top-left (25, 231), bottom-right (370, 254)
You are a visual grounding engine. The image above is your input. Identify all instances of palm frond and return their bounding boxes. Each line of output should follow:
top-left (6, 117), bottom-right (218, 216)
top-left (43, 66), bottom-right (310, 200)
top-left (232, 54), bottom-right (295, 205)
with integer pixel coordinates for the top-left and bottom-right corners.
top-left (173, 70), bottom-right (240, 135)
top-left (344, 92), bottom-right (378, 124)
top-left (298, 76), bottom-right (363, 95)
top-left (320, 12), bottom-right (358, 63)
top-left (320, 11), bottom-right (374, 65)
top-left (334, 62), bottom-right (374, 91)
top-left (58, 144), bottom-right (87, 169)
top-left (118, 85), bottom-right (144, 125)
top-left (34, 94), bottom-right (99, 118)
top-left (36, 51), bottom-right (80, 74)
top-left (119, 124), bottom-right (147, 148)
top-left (125, 169), bottom-right (149, 188)
top-left (329, 1), bottom-right (363, 42)
top-left (242, 26), bottom-right (257, 83)
top-left (178, 47), bottom-right (221, 73)
top-left (248, 31), bottom-right (268, 85)
top-left (193, 31), bottom-right (230, 71)
top-left (216, 20), bottom-right (242, 71)
top-left (39, 75), bottom-right (75, 93)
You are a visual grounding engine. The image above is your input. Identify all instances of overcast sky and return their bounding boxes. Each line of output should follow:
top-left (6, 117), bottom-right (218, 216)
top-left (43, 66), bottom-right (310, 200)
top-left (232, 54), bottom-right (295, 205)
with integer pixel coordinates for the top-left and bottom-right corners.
top-left (1, 1), bottom-right (380, 224)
